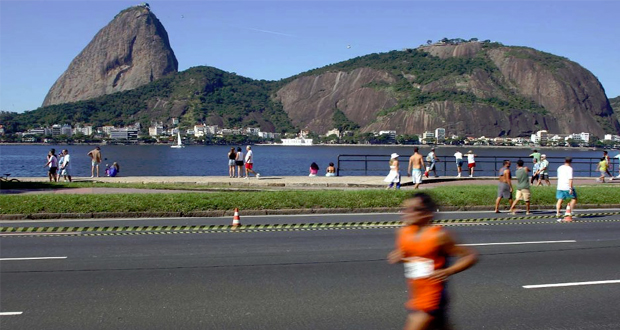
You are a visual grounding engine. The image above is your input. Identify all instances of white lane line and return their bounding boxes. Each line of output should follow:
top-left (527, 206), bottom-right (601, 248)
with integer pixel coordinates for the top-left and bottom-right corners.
top-left (524, 280), bottom-right (620, 289)
top-left (0, 256), bottom-right (67, 261)
top-left (460, 240), bottom-right (576, 246)
top-left (0, 312), bottom-right (23, 316)
top-left (0, 232), bottom-right (82, 237)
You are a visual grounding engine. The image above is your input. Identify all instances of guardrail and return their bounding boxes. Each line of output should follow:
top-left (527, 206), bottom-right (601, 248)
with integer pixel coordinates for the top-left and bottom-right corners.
top-left (336, 154), bottom-right (618, 178)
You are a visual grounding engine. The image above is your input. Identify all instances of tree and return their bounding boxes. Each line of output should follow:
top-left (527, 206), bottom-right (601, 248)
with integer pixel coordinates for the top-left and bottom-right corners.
top-left (426, 39), bottom-right (433, 45)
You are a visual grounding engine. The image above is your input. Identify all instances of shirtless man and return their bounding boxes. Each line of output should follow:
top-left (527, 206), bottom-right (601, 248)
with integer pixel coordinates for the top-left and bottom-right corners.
top-left (87, 146), bottom-right (102, 177)
top-left (408, 147), bottom-right (426, 189)
top-left (494, 160), bottom-right (513, 213)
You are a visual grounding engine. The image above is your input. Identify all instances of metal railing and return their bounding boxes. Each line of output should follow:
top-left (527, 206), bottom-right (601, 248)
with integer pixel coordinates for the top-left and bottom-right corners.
top-left (337, 154), bottom-right (618, 177)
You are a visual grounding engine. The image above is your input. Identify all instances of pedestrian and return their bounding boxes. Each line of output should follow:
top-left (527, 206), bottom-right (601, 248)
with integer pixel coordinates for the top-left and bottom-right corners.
top-left (44, 148), bottom-right (58, 182)
top-left (109, 162), bottom-right (120, 177)
top-left (325, 162), bottom-right (336, 177)
top-left (602, 151), bottom-right (613, 179)
top-left (407, 147), bottom-right (426, 189)
top-left (465, 150), bottom-right (476, 177)
top-left (243, 145), bottom-right (260, 179)
top-left (384, 153), bottom-right (400, 189)
top-left (59, 149), bottom-right (72, 182)
top-left (235, 147), bottom-right (244, 178)
top-left (57, 150), bottom-right (65, 182)
top-left (529, 149), bottom-right (541, 164)
top-left (425, 148), bottom-right (439, 178)
top-left (87, 146), bottom-right (102, 178)
top-left (596, 157), bottom-right (607, 183)
top-left (538, 154), bottom-right (550, 186)
top-left (227, 147), bottom-right (237, 178)
top-left (309, 162), bottom-right (320, 177)
top-left (615, 153), bottom-right (620, 180)
top-left (509, 159), bottom-right (530, 215)
top-left (388, 193), bottom-right (478, 330)
top-left (454, 149), bottom-right (463, 178)
top-left (530, 158), bottom-right (540, 184)
top-left (494, 160), bottom-right (513, 213)
top-left (556, 157), bottom-right (577, 221)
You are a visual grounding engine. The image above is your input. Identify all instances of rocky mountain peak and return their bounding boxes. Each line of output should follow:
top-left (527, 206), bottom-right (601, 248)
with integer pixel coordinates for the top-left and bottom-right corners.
top-left (42, 5), bottom-right (178, 107)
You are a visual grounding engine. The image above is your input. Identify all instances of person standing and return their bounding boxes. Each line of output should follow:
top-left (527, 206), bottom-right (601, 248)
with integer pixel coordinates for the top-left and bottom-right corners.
top-left (465, 150), bottom-right (476, 177)
top-left (408, 147), bottom-right (426, 189)
top-left (244, 145), bottom-right (260, 179)
top-left (384, 153), bottom-right (401, 189)
top-left (425, 148), bottom-right (439, 178)
top-left (596, 157), bottom-right (608, 183)
top-left (530, 158), bottom-right (541, 185)
top-left (227, 147), bottom-right (237, 178)
top-left (529, 149), bottom-right (541, 164)
top-left (56, 150), bottom-right (65, 182)
top-left (235, 147), bottom-right (244, 178)
top-left (388, 193), bottom-right (478, 330)
top-left (454, 149), bottom-right (463, 178)
top-left (556, 157), bottom-right (577, 221)
top-left (538, 154), bottom-right (550, 186)
top-left (44, 148), bottom-right (58, 182)
top-left (87, 146), bottom-right (102, 178)
top-left (494, 160), bottom-right (513, 213)
top-left (509, 160), bottom-right (530, 215)
top-left (60, 149), bottom-right (72, 182)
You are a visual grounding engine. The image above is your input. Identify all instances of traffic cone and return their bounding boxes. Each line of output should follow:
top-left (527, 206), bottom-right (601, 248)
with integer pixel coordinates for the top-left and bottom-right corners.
top-left (232, 208), bottom-right (241, 230)
top-left (563, 204), bottom-right (573, 222)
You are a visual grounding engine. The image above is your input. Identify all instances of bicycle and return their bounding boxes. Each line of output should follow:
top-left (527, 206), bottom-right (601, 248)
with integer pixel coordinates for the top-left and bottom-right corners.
top-left (0, 173), bottom-right (20, 183)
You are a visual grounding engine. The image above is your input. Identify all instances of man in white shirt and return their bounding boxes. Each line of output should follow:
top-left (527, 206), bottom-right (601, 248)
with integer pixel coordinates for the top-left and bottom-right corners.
top-left (60, 149), bottom-right (72, 182)
top-left (454, 150), bottom-right (463, 178)
top-left (244, 145), bottom-right (260, 179)
top-left (556, 157), bottom-right (576, 220)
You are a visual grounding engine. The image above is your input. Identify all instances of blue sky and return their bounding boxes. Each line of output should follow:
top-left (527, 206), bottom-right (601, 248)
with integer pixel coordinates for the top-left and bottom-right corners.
top-left (1, 0), bottom-right (619, 113)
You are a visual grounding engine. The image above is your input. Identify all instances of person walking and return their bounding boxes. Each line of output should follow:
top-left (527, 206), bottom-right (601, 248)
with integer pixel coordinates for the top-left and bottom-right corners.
top-left (44, 148), bottom-right (58, 182)
top-left (59, 149), bottom-right (72, 182)
top-left (56, 150), bottom-right (65, 182)
top-left (87, 146), bottom-right (102, 178)
top-left (388, 193), bottom-right (478, 330)
top-left (530, 158), bottom-right (540, 185)
top-left (454, 149), bottom-right (463, 178)
top-left (538, 154), bottom-right (550, 186)
top-left (556, 157), bottom-right (577, 221)
top-left (494, 160), bottom-right (513, 213)
top-left (615, 153), bottom-right (620, 180)
top-left (384, 153), bottom-right (401, 189)
top-left (596, 157), bottom-right (608, 183)
top-left (235, 147), bottom-right (244, 178)
top-left (244, 145), bottom-right (260, 179)
top-left (529, 149), bottom-right (541, 164)
top-left (465, 150), bottom-right (476, 177)
top-left (408, 147), bottom-right (426, 189)
top-left (425, 148), bottom-right (439, 178)
top-left (602, 151), bottom-right (613, 179)
top-left (509, 160), bottom-right (530, 215)
top-left (227, 147), bottom-right (237, 178)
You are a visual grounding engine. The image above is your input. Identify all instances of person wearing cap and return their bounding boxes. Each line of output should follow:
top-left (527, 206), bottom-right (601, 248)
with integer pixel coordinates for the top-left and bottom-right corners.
top-left (384, 153), bottom-right (401, 189)
top-left (465, 150), bottom-right (476, 177)
top-left (425, 148), bottom-right (439, 178)
top-left (538, 154), bottom-right (550, 186)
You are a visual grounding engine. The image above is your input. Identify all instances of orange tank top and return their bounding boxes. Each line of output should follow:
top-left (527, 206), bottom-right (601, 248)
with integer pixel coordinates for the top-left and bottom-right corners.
top-left (397, 225), bottom-right (447, 312)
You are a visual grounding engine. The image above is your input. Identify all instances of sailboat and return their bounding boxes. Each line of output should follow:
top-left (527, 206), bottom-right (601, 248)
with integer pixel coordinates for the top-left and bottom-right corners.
top-left (170, 131), bottom-right (185, 148)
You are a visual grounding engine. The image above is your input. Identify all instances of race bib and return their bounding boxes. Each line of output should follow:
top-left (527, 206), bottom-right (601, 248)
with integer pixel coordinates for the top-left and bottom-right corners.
top-left (403, 257), bottom-right (434, 279)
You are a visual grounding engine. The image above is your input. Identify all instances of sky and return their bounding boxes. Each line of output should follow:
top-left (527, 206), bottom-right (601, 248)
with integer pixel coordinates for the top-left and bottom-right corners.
top-left (1, 0), bottom-right (619, 113)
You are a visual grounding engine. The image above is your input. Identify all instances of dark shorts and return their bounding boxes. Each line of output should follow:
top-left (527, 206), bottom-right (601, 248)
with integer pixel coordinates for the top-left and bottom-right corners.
top-left (49, 167), bottom-right (57, 175)
top-left (456, 160), bottom-right (463, 167)
top-left (498, 182), bottom-right (511, 199)
top-left (540, 173), bottom-right (549, 180)
top-left (235, 161), bottom-right (244, 166)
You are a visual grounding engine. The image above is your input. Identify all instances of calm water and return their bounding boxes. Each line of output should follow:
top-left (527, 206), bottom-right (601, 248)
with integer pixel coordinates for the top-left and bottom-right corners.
top-left (0, 144), bottom-right (617, 178)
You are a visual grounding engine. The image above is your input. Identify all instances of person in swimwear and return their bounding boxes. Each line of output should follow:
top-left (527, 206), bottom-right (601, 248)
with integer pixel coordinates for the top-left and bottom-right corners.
top-left (388, 193), bottom-right (478, 330)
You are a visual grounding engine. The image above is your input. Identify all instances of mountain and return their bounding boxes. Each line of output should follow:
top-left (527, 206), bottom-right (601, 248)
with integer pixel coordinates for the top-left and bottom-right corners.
top-left (611, 96), bottom-right (620, 113)
top-left (42, 4), bottom-right (178, 107)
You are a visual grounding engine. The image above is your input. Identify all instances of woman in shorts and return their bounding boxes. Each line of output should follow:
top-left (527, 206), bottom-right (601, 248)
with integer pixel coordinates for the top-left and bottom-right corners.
top-left (234, 147), bottom-right (244, 178)
top-left (227, 147), bottom-right (237, 178)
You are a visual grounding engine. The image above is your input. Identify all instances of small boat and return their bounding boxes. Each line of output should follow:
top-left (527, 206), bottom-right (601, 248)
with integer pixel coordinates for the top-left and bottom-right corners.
top-left (170, 131), bottom-right (185, 148)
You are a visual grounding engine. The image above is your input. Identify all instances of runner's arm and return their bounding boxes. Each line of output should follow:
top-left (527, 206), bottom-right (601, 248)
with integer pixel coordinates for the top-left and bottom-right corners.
top-left (428, 231), bottom-right (477, 282)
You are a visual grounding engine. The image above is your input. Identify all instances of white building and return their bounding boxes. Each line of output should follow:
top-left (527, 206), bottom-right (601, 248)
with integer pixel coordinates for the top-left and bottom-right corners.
top-left (435, 128), bottom-right (446, 142)
top-left (258, 132), bottom-right (280, 139)
top-left (61, 124), bottom-right (72, 136)
top-left (193, 124), bottom-right (206, 137)
top-left (110, 128), bottom-right (138, 140)
top-left (74, 125), bottom-right (93, 136)
top-left (325, 128), bottom-right (340, 137)
top-left (205, 125), bottom-right (218, 135)
top-left (246, 127), bottom-right (260, 136)
top-left (378, 130), bottom-right (397, 141)
top-left (604, 134), bottom-right (620, 142)
top-left (281, 137), bottom-right (313, 146)
top-left (422, 131), bottom-right (435, 144)
top-left (149, 126), bottom-right (164, 137)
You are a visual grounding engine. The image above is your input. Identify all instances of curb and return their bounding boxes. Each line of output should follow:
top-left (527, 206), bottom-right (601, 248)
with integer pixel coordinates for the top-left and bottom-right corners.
top-left (1, 204), bottom-right (619, 221)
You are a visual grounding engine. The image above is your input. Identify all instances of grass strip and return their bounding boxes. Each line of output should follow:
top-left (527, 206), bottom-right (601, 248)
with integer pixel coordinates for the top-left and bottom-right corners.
top-left (1, 185), bottom-right (619, 215)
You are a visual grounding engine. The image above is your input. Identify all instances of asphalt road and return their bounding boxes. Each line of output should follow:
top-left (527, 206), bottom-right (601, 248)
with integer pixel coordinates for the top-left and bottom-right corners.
top-left (1, 212), bottom-right (620, 330)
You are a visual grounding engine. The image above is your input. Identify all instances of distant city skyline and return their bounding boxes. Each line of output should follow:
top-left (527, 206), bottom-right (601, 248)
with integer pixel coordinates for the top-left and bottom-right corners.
top-left (1, 0), bottom-right (619, 113)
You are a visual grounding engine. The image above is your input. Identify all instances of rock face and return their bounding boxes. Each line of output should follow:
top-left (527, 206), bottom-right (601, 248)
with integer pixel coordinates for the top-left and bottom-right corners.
top-left (275, 43), bottom-right (620, 137)
top-left (42, 5), bottom-right (178, 107)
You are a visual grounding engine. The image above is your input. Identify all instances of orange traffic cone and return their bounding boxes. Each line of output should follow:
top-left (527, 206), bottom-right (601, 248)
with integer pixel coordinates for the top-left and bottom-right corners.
top-left (232, 208), bottom-right (241, 229)
top-left (563, 204), bottom-right (573, 222)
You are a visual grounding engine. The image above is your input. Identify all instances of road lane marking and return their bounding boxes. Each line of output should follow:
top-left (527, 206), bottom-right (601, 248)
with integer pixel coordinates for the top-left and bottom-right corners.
top-left (0, 256), bottom-right (67, 261)
top-left (524, 280), bottom-right (620, 289)
top-left (461, 240), bottom-right (576, 246)
top-left (0, 312), bottom-right (23, 316)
